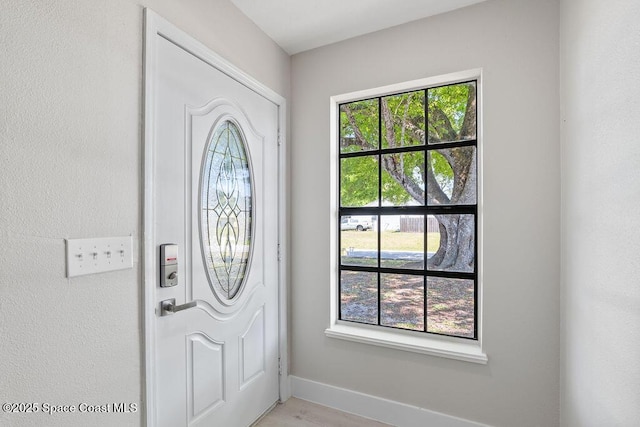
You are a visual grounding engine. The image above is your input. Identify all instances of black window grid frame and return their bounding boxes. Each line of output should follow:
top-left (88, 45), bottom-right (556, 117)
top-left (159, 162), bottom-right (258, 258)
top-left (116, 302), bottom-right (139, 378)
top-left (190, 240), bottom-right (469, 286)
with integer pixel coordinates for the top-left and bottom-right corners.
top-left (337, 80), bottom-right (479, 340)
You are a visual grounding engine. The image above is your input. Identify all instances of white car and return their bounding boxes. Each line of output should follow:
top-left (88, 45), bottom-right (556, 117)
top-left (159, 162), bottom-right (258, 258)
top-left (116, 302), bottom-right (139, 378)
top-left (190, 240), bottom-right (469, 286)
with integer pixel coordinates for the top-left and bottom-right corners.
top-left (341, 217), bottom-right (372, 231)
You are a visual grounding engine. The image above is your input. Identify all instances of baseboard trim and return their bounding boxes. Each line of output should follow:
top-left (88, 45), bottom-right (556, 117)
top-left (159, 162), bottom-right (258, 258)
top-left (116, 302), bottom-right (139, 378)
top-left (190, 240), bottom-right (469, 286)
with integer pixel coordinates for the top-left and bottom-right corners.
top-left (290, 376), bottom-right (490, 427)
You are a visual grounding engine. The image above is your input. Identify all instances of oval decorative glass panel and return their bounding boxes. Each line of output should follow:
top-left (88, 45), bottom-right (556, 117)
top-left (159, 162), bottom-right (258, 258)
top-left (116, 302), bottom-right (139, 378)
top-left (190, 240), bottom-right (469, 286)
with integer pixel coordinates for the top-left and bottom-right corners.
top-left (200, 120), bottom-right (253, 301)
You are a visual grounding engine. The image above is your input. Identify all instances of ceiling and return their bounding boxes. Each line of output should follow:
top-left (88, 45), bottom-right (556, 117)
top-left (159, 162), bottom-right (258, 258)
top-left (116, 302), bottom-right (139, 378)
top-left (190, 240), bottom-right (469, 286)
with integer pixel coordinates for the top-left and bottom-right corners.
top-left (229, 0), bottom-right (487, 55)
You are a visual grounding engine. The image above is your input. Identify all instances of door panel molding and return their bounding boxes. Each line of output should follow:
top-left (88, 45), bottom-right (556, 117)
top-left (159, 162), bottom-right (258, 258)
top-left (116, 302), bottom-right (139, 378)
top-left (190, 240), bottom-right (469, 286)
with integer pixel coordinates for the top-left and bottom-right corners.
top-left (239, 306), bottom-right (266, 390)
top-left (144, 9), bottom-right (289, 427)
top-left (186, 332), bottom-right (225, 422)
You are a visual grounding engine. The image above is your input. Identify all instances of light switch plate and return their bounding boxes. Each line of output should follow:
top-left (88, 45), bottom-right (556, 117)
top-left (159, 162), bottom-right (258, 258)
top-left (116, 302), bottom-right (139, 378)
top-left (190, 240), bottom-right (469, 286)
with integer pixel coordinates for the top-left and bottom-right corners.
top-left (66, 236), bottom-right (133, 277)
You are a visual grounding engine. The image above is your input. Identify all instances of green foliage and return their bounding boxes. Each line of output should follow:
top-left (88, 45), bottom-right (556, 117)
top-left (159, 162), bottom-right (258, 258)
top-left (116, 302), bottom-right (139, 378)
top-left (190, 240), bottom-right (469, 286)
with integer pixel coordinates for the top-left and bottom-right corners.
top-left (340, 99), bottom-right (378, 152)
top-left (427, 82), bottom-right (475, 142)
top-left (341, 153), bottom-right (425, 207)
top-left (340, 81), bottom-right (474, 207)
top-left (340, 156), bottom-right (378, 207)
top-left (382, 91), bottom-right (425, 148)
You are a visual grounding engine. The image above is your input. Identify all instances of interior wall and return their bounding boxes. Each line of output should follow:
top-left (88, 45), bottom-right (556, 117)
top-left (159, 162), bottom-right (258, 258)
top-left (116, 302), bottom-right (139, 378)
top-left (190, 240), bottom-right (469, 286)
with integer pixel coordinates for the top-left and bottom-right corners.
top-left (560, 0), bottom-right (640, 425)
top-left (0, 1), bottom-right (289, 426)
top-left (290, 1), bottom-right (560, 426)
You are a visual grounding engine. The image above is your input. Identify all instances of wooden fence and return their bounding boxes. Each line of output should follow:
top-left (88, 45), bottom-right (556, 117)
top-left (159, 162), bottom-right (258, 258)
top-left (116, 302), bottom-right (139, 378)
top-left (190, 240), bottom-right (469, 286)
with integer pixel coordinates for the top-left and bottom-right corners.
top-left (400, 216), bottom-right (439, 233)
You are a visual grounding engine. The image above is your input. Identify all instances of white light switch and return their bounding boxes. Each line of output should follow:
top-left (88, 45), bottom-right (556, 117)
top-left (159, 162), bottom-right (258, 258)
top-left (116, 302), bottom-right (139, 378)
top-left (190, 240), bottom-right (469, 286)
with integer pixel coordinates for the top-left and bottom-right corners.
top-left (66, 236), bottom-right (133, 277)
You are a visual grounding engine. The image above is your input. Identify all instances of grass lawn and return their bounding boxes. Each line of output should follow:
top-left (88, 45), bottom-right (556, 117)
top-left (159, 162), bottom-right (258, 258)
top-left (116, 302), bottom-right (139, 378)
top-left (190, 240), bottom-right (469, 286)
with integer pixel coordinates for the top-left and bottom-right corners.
top-left (341, 231), bottom-right (440, 253)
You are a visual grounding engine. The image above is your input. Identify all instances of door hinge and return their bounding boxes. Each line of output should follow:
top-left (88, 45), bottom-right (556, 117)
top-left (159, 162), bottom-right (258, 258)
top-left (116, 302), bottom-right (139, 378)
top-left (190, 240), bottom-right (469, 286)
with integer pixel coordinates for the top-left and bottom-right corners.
top-left (277, 244), bottom-right (281, 262)
top-left (277, 129), bottom-right (281, 146)
top-left (278, 357), bottom-right (282, 375)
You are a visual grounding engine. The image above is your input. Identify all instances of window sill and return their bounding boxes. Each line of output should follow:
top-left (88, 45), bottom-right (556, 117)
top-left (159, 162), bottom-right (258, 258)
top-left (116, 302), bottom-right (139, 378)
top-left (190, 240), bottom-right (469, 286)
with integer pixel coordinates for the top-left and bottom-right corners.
top-left (325, 322), bottom-right (488, 364)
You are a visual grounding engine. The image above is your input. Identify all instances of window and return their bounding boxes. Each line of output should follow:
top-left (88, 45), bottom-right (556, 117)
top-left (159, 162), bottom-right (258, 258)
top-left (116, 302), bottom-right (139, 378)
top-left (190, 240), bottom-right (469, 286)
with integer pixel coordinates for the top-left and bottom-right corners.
top-left (337, 78), bottom-right (479, 341)
top-left (200, 119), bottom-right (253, 303)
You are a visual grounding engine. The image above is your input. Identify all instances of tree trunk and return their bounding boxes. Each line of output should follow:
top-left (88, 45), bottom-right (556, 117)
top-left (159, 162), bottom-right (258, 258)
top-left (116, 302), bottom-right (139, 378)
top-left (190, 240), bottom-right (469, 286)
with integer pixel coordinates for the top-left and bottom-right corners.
top-left (428, 214), bottom-right (474, 272)
top-left (427, 86), bottom-right (476, 271)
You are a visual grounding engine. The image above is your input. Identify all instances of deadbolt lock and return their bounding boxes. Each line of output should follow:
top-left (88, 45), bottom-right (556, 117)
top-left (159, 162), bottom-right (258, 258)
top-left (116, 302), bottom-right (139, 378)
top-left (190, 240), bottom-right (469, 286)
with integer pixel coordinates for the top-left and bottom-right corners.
top-left (160, 244), bottom-right (178, 287)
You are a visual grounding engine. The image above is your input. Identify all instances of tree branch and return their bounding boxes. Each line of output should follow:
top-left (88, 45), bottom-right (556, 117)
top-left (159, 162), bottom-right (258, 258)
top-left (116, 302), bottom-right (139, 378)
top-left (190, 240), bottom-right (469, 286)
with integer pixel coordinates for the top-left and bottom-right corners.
top-left (403, 119), bottom-right (426, 145)
top-left (381, 98), bottom-right (396, 148)
top-left (460, 84), bottom-right (476, 139)
top-left (343, 106), bottom-right (375, 150)
top-left (436, 148), bottom-right (473, 203)
top-left (380, 154), bottom-right (424, 202)
top-left (426, 152), bottom-right (451, 205)
top-left (428, 107), bottom-right (456, 142)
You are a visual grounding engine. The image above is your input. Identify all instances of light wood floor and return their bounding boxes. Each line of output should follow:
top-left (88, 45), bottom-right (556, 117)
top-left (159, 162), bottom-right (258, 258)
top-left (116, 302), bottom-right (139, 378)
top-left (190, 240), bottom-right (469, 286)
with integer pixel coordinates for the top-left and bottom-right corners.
top-left (254, 398), bottom-right (392, 427)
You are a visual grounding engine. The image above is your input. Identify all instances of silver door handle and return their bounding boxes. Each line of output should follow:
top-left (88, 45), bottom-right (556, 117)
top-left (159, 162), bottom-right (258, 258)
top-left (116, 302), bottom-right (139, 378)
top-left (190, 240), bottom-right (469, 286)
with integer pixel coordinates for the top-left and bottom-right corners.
top-left (160, 298), bottom-right (197, 316)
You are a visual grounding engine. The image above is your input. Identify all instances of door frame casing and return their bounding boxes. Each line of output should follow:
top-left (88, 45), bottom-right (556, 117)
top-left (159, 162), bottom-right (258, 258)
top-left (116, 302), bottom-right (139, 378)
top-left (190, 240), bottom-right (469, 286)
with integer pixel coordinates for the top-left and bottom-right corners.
top-left (143, 9), bottom-right (289, 426)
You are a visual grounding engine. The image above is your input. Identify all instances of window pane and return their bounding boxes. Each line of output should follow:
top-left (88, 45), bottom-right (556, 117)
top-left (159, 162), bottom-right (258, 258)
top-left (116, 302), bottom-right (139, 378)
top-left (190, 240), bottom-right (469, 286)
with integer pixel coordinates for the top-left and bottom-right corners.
top-left (381, 90), bottom-right (425, 149)
top-left (427, 277), bottom-right (474, 338)
top-left (427, 81), bottom-right (476, 144)
top-left (381, 274), bottom-right (424, 331)
top-left (341, 216), bottom-right (377, 267)
top-left (380, 215), bottom-right (424, 269)
top-left (427, 214), bottom-right (475, 273)
top-left (381, 151), bottom-right (424, 206)
top-left (201, 120), bottom-right (252, 301)
top-left (340, 271), bottom-right (378, 325)
top-left (340, 99), bottom-right (379, 153)
top-left (426, 215), bottom-right (440, 259)
top-left (427, 146), bottom-right (476, 206)
top-left (340, 156), bottom-right (379, 207)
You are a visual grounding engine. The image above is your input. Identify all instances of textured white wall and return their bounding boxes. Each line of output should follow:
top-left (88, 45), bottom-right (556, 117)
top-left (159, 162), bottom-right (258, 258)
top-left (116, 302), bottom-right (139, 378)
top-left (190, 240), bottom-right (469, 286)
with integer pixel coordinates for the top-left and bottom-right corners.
top-left (0, 1), bottom-right (289, 426)
top-left (560, 0), bottom-right (640, 425)
top-left (290, 1), bottom-right (560, 426)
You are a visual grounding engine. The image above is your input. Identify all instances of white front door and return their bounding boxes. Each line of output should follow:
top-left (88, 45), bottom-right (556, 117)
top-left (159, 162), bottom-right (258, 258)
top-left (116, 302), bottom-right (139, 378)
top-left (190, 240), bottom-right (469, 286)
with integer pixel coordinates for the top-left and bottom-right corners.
top-left (145, 12), bottom-right (282, 427)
